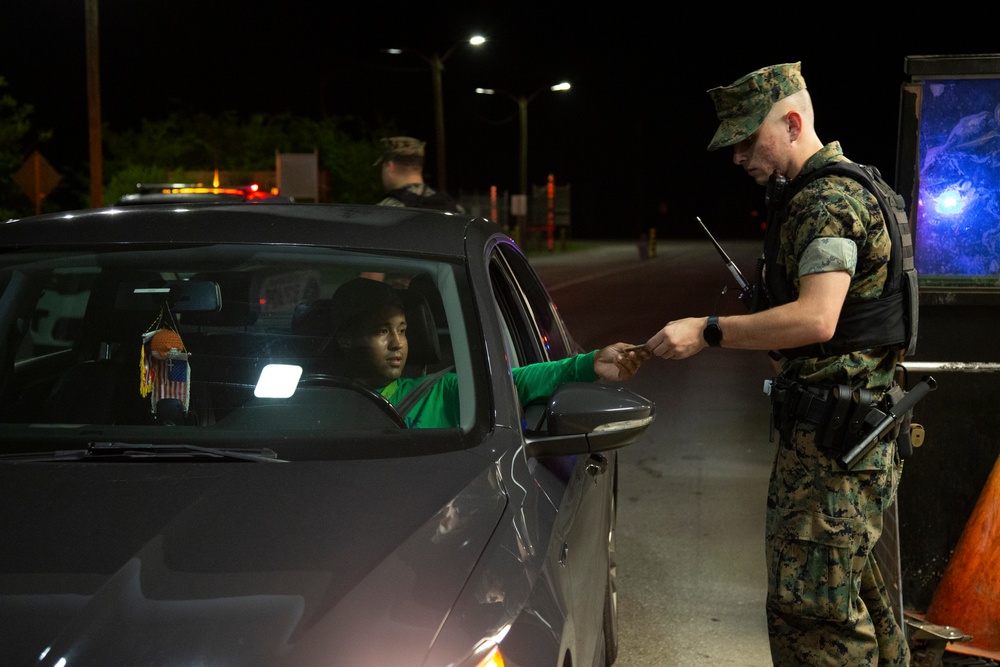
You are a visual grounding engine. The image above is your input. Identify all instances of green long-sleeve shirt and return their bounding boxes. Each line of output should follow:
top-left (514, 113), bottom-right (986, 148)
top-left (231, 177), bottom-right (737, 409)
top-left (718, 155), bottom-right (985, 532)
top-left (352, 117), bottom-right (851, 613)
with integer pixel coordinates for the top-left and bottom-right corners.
top-left (378, 350), bottom-right (599, 428)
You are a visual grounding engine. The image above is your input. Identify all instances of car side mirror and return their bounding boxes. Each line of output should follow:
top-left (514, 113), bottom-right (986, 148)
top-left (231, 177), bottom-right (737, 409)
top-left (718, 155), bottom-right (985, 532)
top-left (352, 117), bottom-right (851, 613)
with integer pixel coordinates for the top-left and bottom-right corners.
top-left (524, 382), bottom-right (655, 458)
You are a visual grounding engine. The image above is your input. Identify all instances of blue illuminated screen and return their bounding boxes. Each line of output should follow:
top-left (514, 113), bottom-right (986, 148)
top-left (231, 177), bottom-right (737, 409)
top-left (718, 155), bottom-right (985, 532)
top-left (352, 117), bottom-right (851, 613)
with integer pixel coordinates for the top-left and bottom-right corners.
top-left (915, 78), bottom-right (1000, 280)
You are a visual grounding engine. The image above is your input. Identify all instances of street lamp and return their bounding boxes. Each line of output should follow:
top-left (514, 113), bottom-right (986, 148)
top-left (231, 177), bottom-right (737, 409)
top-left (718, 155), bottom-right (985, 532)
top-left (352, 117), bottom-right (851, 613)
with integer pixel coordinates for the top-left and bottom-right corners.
top-left (475, 82), bottom-right (571, 227)
top-left (384, 35), bottom-right (486, 192)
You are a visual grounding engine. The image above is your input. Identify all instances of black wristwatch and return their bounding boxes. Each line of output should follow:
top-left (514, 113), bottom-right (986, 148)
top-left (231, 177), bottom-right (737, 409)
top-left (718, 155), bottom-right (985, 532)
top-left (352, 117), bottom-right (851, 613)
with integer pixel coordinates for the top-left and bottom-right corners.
top-left (703, 315), bottom-right (723, 347)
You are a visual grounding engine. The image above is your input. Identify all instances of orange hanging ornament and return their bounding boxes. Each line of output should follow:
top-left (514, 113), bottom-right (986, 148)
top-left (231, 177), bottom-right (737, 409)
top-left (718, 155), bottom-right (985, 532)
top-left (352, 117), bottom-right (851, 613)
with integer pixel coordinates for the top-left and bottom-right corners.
top-left (150, 328), bottom-right (185, 359)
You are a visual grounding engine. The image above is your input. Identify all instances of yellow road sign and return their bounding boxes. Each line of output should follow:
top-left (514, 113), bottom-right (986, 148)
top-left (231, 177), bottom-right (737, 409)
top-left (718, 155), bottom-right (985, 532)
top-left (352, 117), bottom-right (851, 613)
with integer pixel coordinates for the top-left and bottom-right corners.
top-left (13, 151), bottom-right (61, 214)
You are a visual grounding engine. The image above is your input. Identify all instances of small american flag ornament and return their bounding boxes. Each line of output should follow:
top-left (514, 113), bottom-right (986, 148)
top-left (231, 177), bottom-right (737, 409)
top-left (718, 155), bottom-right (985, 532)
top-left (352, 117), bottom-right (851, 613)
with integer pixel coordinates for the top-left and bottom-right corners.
top-left (141, 328), bottom-right (191, 412)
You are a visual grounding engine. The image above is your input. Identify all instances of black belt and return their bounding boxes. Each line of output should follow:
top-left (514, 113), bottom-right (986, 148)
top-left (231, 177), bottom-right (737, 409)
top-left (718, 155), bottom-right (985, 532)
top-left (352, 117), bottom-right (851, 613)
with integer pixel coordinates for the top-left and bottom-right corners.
top-left (768, 378), bottom-right (889, 450)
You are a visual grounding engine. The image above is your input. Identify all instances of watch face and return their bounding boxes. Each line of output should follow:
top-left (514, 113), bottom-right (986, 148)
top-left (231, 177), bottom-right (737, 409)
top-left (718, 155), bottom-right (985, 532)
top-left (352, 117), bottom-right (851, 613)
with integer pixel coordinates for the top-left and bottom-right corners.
top-left (704, 317), bottom-right (722, 346)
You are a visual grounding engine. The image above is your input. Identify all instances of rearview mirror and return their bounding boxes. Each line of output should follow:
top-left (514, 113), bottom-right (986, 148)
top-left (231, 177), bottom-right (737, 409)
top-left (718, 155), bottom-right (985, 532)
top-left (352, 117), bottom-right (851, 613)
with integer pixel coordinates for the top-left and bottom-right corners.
top-left (115, 280), bottom-right (222, 312)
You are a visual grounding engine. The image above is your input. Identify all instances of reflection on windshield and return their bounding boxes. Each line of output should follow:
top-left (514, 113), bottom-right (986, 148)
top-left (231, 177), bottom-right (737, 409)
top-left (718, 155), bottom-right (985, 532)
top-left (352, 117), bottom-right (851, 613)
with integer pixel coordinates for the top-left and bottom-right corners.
top-left (0, 246), bottom-right (466, 450)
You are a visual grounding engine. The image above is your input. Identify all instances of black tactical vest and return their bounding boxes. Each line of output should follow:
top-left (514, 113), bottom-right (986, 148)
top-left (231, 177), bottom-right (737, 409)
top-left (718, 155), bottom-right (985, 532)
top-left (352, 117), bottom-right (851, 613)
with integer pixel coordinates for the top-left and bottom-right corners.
top-left (760, 162), bottom-right (919, 359)
top-left (386, 185), bottom-right (463, 213)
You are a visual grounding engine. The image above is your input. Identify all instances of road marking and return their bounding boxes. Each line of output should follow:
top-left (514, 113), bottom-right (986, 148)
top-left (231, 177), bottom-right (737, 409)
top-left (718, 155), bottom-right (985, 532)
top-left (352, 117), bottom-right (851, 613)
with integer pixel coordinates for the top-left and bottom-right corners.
top-left (544, 261), bottom-right (649, 292)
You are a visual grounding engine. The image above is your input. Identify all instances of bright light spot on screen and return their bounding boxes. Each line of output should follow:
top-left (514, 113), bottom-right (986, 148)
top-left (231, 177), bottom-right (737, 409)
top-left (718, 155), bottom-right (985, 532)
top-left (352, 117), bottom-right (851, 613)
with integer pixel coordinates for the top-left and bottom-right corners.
top-left (934, 189), bottom-right (965, 215)
top-left (255, 364), bottom-right (303, 398)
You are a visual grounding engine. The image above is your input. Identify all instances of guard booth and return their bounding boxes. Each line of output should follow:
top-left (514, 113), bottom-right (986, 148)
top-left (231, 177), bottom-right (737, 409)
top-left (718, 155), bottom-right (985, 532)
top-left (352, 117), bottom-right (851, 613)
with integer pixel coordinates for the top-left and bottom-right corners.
top-left (883, 53), bottom-right (1000, 665)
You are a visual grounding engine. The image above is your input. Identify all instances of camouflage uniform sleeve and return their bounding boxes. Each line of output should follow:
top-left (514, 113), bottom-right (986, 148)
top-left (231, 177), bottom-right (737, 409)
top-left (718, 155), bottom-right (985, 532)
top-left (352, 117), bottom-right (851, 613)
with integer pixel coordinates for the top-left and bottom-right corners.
top-left (781, 168), bottom-right (897, 387)
top-left (782, 174), bottom-right (885, 300)
top-left (376, 196), bottom-right (407, 207)
top-left (799, 238), bottom-right (857, 276)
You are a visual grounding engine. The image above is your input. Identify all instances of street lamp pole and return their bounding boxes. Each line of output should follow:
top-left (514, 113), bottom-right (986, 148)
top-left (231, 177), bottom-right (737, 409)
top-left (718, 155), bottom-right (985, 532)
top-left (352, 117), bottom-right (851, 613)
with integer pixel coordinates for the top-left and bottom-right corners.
top-left (429, 53), bottom-right (447, 191)
top-left (518, 95), bottom-right (528, 201)
top-left (476, 82), bottom-right (571, 238)
top-left (385, 36), bottom-right (485, 193)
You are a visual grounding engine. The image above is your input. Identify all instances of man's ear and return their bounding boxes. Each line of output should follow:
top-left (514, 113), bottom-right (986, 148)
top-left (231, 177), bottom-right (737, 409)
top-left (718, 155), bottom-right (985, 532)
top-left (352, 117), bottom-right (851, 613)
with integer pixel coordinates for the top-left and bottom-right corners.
top-left (785, 111), bottom-right (803, 142)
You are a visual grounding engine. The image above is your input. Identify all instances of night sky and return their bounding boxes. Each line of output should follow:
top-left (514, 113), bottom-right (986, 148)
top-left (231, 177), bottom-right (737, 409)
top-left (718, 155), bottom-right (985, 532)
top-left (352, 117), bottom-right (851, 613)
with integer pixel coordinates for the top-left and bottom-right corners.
top-left (3, 2), bottom-right (997, 239)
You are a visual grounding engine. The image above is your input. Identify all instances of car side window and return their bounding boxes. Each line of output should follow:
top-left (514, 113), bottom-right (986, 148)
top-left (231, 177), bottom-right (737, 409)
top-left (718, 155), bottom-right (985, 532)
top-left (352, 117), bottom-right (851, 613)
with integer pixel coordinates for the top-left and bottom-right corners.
top-left (17, 267), bottom-right (100, 362)
top-left (494, 244), bottom-right (571, 360)
top-left (489, 254), bottom-right (539, 368)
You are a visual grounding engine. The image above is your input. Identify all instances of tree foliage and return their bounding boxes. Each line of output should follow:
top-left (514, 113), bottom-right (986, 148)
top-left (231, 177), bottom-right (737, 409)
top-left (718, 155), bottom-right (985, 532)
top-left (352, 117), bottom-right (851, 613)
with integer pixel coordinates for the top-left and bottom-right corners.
top-left (104, 111), bottom-right (393, 205)
top-left (0, 77), bottom-right (53, 219)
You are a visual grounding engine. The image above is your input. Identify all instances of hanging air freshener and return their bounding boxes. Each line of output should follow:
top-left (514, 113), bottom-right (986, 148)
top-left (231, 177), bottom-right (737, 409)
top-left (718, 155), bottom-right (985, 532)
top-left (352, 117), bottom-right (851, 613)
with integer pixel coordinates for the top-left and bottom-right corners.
top-left (140, 305), bottom-right (191, 414)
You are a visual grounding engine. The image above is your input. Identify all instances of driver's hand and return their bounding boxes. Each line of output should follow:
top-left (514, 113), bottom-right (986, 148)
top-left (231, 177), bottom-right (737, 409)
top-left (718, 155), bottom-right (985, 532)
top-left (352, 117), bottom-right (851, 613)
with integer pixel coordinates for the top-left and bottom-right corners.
top-left (595, 343), bottom-right (650, 381)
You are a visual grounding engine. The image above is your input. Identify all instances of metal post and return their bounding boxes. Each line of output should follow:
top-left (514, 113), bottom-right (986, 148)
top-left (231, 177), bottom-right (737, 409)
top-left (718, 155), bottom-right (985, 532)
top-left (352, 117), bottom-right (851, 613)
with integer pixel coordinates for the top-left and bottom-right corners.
top-left (430, 53), bottom-right (447, 192)
top-left (85, 0), bottom-right (103, 207)
top-left (474, 81), bottom-right (569, 246)
top-left (518, 96), bottom-right (529, 237)
top-left (518, 96), bottom-right (528, 200)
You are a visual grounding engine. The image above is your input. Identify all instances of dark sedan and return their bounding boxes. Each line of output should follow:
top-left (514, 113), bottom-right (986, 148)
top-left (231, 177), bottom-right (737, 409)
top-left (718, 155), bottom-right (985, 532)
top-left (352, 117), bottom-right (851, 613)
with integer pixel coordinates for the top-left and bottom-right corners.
top-left (0, 202), bottom-right (654, 667)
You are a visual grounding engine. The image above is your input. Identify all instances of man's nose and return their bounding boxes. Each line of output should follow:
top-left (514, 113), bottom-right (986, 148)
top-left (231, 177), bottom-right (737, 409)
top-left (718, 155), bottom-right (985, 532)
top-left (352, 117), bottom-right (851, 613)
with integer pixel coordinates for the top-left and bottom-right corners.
top-left (388, 332), bottom-right (405, 349)
top-left (732, 148), bottom-right (746, 165)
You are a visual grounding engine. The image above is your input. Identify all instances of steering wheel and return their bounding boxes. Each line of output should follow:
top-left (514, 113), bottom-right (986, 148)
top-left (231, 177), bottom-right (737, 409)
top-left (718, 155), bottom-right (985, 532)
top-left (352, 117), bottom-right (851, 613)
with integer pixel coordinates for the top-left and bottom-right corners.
top-left (297, 373), bottom-right (406, 428)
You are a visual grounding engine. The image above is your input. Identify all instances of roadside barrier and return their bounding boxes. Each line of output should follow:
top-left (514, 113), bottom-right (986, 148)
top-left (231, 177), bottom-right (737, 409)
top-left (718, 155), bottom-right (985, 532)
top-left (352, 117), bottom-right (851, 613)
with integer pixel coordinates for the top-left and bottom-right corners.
top-left (924, 449), bottom-right (1000, 652)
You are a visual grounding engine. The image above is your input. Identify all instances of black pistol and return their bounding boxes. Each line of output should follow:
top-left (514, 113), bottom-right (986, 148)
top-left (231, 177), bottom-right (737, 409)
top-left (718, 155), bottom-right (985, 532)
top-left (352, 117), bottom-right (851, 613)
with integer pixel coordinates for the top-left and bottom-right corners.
top-left (837, 375), bottom-right (937, 469)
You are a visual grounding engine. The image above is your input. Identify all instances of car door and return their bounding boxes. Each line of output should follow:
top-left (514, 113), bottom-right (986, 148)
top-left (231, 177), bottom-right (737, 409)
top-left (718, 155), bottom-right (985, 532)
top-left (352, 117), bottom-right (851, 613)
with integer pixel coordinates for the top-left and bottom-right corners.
top-left (487, 241), bottom-right (614, 666)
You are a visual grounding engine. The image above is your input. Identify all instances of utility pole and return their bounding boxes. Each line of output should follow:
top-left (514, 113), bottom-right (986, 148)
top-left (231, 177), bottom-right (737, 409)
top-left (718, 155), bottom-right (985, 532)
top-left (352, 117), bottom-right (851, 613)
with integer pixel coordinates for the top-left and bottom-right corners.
top-left (383, 36), bottom-right (485, 193)
top-left (85, 0), bottom-right (103, 207)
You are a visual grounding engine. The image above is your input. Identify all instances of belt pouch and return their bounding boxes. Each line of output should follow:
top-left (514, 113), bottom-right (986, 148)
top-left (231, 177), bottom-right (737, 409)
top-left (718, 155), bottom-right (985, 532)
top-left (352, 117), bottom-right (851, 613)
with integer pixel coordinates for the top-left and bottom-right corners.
top-left (847, 388), bottom-right (873, 436)
top-left (769, 379), bottom-right (797, 442)
top-left (818, 384), bottom-right (852, 448)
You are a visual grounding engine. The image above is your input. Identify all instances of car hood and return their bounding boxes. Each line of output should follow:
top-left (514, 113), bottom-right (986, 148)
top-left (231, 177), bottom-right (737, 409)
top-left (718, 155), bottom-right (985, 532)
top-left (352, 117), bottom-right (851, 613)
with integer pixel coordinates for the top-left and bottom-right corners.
top-left (0, 450), bottom-right (507, 666)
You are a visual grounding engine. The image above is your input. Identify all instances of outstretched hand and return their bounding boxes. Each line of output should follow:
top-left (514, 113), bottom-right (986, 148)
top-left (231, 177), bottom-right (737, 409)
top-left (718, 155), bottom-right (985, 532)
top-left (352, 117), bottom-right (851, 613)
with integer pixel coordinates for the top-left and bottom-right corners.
top-left (594, 343), bottom-right (651, 381)
top-left (646, 317), bottom-right (707, 360)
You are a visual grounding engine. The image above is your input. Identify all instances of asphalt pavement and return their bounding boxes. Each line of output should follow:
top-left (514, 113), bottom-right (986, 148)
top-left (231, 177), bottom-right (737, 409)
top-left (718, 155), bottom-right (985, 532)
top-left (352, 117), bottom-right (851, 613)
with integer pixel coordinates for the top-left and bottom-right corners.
top-left (528, 237), bottom-right (1000, 667)
top-left (529, 238), bottom-right (775, 667)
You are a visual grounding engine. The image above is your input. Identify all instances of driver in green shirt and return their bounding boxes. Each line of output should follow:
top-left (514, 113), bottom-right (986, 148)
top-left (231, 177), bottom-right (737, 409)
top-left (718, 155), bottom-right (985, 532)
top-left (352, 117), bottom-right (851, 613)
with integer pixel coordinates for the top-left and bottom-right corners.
top-left (327, 277), bottom-right (649, 428)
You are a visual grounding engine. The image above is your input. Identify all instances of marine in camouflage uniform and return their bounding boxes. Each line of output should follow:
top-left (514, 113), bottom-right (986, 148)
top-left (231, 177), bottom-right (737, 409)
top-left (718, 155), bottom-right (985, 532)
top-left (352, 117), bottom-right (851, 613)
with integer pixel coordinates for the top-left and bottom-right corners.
top-left (645, 62), bottom-right (910, 666)
top-left (374, 136), bottom-right (465, 213)
top-left (765, 140), bottom-right (908, 667)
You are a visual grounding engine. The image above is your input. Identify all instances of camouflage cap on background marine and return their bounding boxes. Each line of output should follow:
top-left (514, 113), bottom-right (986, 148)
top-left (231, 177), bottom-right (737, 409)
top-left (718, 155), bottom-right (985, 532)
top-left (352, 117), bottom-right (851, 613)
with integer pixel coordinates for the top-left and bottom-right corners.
top-left (374, 136), bottom-right (426, 165)
top-left (706, 62), bottom-right (807, 151)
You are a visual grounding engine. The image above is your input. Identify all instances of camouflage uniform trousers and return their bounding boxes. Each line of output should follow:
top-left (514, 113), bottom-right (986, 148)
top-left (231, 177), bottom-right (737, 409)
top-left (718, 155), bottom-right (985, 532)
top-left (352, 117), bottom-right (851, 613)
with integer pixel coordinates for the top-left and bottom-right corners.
top-left (765, 423), bottom-right (909, 666)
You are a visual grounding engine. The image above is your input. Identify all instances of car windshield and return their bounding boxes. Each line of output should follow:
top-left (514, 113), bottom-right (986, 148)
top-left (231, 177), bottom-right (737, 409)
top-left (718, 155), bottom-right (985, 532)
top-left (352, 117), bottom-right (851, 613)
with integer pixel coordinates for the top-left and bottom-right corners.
top-left (0, 244), bottom-right (475, 459)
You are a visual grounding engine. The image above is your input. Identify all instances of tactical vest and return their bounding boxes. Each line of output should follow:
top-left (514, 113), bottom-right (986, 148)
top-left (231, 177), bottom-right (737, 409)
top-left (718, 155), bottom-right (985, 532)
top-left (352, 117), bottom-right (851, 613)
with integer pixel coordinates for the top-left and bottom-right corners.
top-left (760, 162), bottom-right (919, 359)
top-left (386, 185), bottom-right (463, 213)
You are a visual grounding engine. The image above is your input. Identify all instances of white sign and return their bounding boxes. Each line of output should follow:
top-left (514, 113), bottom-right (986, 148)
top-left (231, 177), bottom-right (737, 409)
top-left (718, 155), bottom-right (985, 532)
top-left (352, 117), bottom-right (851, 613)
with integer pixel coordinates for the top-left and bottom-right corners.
top-left (276, 151), bottom-right (319, 201)
top-left (510, 194), bottom-right (527, 216)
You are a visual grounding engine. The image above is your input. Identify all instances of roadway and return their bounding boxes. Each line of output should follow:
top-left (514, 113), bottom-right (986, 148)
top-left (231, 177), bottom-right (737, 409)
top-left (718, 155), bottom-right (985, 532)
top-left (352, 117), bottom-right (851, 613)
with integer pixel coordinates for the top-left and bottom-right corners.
top-left (529, 237), bottom-right (775, 667)
top-left (529, 236), bottom-right (1000, 667)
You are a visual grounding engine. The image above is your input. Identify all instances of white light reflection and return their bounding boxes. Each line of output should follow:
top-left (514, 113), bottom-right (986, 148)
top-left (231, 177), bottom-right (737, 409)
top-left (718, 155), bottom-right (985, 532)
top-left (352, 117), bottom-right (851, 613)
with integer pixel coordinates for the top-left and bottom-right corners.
top-left (592, 415), bottom-right (655, 433)
top-left (254, 364), bottom-right (303, 398)
top-left (934, 189), bottom-right (965, 215)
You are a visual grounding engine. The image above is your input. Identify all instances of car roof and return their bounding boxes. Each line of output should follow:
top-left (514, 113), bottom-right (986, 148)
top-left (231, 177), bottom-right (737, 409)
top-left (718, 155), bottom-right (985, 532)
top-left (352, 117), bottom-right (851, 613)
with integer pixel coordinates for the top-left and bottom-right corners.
top-left (0, 203), bottom-right (495, 259)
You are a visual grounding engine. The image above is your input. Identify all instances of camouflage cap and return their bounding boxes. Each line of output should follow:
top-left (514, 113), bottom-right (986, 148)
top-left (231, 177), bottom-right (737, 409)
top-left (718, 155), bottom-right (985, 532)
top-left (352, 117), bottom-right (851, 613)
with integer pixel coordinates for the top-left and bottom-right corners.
top-left (706, 62), bottom-right (806, 151)
top-left (374, 136), bottom-right (426, 165)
